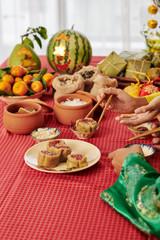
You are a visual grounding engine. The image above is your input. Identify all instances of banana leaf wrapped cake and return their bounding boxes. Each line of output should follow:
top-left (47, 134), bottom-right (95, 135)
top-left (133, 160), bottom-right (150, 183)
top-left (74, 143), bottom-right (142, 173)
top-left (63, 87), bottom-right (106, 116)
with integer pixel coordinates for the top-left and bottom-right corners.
top-left (125, 59), bottom-right (151, 79)
top-left (97, 51), bottom-right (127, 76)
top-left (119, 51), bottom-right (153, 62)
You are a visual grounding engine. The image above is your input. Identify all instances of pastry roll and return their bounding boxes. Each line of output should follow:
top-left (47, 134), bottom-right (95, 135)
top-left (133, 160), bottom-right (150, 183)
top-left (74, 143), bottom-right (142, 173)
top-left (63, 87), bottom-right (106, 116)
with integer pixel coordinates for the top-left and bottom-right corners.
top-left (38, 150), bottom-right (60, 169)
top-left (76, 118), bottom-right (98, 134)
top-left (51, 145), bottom-right (72, 163)
top-left (47, 139), bottom-right (71, 162)
top-left (46, 139), bottom-right (66, 152)
top-left (66, 153), bottom-right (88, 169)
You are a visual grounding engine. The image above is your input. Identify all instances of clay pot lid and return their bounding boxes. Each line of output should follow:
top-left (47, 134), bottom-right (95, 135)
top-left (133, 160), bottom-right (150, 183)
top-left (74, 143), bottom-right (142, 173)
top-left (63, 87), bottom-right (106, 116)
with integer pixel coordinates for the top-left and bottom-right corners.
top-left (23, 99), bottom-right (53, 113)
top-left (76, 90), bottom-right (97, 102)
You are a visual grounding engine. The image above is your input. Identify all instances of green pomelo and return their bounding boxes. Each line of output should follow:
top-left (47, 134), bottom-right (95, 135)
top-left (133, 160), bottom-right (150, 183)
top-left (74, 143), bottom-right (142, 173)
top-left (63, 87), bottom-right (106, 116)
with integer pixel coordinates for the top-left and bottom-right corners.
top-left (8, 44), bottom-right (41, 70)
top-left (47, 29), bottom-right (92, 74)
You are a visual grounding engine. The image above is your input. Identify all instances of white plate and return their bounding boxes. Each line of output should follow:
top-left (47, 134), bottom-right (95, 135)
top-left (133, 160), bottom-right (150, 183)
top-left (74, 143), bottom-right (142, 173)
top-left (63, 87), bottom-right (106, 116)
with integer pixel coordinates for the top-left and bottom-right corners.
top-left (24, 139), bottom-right (101, 173)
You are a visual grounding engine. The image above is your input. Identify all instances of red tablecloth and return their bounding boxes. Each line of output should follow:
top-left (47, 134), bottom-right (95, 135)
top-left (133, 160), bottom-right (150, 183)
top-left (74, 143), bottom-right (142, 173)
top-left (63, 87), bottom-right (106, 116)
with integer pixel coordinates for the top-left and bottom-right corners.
top-left (0, 56), bottom-right (159, 240)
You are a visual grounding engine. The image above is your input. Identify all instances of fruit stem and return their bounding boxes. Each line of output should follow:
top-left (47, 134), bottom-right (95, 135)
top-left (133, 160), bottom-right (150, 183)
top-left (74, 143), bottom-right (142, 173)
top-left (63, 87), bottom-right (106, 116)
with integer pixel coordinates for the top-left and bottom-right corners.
top-left (71, 25), bottom-right (74, 30)
top-left (21, 31), bottom-right (35, 43)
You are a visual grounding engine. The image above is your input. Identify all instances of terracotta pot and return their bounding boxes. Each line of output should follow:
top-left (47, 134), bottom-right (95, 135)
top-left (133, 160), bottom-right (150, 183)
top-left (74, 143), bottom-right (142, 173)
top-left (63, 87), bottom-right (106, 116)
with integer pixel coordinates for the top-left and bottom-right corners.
top-left (3, 101), bottom-right (44, 134)
top-left (54, 94), bottom-right (93, 125)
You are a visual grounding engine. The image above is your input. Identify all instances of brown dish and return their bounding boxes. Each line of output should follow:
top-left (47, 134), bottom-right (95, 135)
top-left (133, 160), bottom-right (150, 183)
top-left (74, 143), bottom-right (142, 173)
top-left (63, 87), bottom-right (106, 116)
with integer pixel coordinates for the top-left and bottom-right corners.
top-left (54, 93), bottom-right (93, 125)
top-left (3, 100), bottom-right (44, 134)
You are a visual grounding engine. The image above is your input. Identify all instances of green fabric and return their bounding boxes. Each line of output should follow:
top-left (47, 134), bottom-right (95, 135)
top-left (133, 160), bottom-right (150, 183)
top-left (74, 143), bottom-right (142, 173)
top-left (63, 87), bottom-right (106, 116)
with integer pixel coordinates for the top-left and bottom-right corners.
top-left (100, 153), bottom-right (160, 239)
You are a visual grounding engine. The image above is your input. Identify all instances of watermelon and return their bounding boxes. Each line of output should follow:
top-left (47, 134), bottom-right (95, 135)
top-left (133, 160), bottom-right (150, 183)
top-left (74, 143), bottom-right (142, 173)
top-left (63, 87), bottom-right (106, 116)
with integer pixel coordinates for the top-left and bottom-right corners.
top-left (47, 27), bottom-right (92, 74)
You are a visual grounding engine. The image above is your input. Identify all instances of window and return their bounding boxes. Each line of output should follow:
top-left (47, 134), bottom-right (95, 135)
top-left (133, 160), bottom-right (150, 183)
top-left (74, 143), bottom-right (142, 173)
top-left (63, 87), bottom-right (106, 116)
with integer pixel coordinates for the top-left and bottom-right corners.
top-left (0, 0), bottom-right (153, 64)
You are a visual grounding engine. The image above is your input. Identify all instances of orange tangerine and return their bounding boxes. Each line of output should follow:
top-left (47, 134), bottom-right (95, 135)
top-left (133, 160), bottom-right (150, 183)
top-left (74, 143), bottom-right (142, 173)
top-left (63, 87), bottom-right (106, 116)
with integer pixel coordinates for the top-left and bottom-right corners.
top-left (12, 81), bottom-right (28, 96)
top-left (33, 73), bottom-right (39, 78)
top-left (23, 74), bottom-right (33, 84)
top-left (15, 77), bottom-right (23, 82)
top-left (31, 81), bottom-right (43, 93)
top-left (42, 73), bottom-right (55, 87)
top-left (10, 65), bottom-right (29, 77)
top-left (0, 81), bottom-right (11, 91)
top-left (2, 74), bottom-right (14, 84)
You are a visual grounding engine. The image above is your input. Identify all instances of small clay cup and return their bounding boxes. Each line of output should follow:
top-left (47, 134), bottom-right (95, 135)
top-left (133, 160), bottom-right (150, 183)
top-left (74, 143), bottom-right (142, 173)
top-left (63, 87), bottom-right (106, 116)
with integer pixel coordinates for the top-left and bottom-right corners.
top-left (3, 101), bottom-right (44, 134)
top-left (54, 94), bottom-right (93, 125)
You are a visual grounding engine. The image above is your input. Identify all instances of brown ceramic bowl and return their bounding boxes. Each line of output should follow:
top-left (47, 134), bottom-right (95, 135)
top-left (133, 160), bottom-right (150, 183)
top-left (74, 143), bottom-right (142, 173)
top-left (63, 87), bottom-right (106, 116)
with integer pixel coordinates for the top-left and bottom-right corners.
top-left (54, 94), bottom-right (93, 125)
top-left (70, 124), bottom-right (99, 139)
top-left (3, 100), bottom-right (44, 134)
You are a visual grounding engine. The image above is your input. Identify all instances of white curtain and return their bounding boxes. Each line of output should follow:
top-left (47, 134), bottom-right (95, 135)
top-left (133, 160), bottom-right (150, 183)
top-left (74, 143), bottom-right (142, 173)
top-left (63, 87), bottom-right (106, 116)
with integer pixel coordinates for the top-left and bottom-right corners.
top-left (0, 0), bottom-right (152, 64)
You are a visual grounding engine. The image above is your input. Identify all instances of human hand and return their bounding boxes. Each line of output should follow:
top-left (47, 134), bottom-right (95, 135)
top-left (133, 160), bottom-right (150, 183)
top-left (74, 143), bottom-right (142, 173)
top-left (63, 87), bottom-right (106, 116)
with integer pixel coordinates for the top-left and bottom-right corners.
top-left (150, 115), bottom-right (160, 149)
top-left (108, 145), bottom-right (144, 175)
top-left (97, 87), bottom-right (138, 114)
top-left (116, 96), bottom-right (160, 126)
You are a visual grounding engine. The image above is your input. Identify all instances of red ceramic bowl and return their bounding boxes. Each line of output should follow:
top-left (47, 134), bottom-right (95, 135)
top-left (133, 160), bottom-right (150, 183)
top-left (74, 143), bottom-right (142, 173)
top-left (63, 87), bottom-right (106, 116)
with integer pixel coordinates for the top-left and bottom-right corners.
top-left (54, 93), bottom-right (93, 125)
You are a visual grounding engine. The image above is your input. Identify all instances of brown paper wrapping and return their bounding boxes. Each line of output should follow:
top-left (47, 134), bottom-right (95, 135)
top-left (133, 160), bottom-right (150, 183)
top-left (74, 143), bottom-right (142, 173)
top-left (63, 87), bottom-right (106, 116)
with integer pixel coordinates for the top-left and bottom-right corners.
top-left (98, 51), bottom-right (127, 76)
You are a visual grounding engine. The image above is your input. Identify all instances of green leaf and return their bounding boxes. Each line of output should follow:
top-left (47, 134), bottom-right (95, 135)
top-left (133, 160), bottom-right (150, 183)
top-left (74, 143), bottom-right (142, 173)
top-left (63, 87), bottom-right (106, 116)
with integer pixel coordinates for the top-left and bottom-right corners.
top-left (33, 34), bottom-right (42, 48)
top-left (27, 27), bottom-right (31, 32)
top-left (42, 78), bottom-right (47, 89)
top-left (0, 89), bottom-right (14, 96)
top-left (29, 69), bottom-right (40, 74)
top-left (31, 75), bottom-right (41, 82)
top-left (31, 67), bottom-right (47, 82)
top-left (0, 67), bottom-right (11, 78)
top-left (21, 26), bottom-right (48, 49)
top-left (40, 67), bottom-right (47, 76)
top-left (50, 71), bottom-right (56, 75)
top-left (23, 37), bottom-right (34, 48)
top-left (38, 26), bottom-right (48, 39)
top-left (27, 87), bottom-right (35, 96)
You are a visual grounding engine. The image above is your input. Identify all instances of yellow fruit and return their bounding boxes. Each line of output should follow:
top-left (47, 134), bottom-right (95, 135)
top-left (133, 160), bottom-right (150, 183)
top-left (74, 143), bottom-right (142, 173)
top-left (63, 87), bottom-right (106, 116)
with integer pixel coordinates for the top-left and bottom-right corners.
top-left (148, 5), bottom-right (158, 14)
top-left (148, 19), bottom-right (158, 29)
top-left (42, 73), bottom-right (55, 87)
top-left (33, 73), bottom-right (39, 78)
top-left (0, 81), bottom-right (11, 91)
top-left (15, 77), bottom-right (23, 82)
top-left (31, 81), bottom-right (43, 93)
top-left (12, 81), bottom-right (28, 96)
top-left (23, 74), bottom-right (33, 84)
top-left (10, 65), bottom-right (29, 77)
top-left (2, 74), bottom-right (14, 84)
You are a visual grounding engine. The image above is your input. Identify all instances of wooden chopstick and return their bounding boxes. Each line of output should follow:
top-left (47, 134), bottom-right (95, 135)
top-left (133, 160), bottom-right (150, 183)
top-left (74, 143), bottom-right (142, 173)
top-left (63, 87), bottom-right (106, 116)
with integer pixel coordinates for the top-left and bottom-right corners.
top-left (98, 95), bottom-right (113, 125)
top-left (85, 95), bottom-right (106, 118)
top-left (126, 126), bottom-right (160, 141)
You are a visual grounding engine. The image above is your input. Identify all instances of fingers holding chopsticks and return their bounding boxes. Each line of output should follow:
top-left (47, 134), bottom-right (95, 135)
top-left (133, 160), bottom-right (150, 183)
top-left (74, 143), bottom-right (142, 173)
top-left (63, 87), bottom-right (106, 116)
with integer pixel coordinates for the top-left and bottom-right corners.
top-left (97, 87), bottom-right (116, 109)
top-left (97, 87), bottom-right (137, 114)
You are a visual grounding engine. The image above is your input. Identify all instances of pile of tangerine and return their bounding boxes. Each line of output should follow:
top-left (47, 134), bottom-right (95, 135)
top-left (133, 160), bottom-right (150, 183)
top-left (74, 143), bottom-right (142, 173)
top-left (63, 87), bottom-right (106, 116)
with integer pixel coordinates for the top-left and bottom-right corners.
top-left (0, 65), bottom-right (55, 96)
